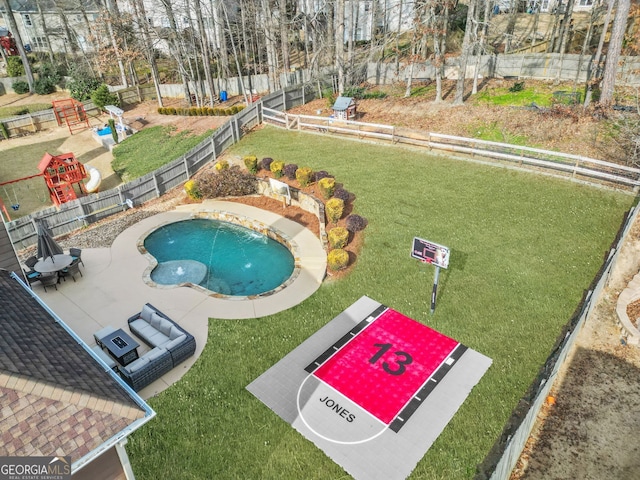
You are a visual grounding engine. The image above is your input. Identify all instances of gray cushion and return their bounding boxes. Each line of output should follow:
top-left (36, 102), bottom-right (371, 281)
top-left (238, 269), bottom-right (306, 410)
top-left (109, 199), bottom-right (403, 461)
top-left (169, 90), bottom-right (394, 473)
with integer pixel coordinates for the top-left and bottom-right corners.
top-left (147, 330), bottom-right (170, 347)
top-left (150, 312), bottom-right (164, 330)
top-left (140, 304), bottom-right (155, 322)
top-left (164, 334), bottom-right (186, 350)
top-left (130, 319), bottom-right (157, 339)
top-left (125, 356), bottom-right (150, 373)
top-left (146, 347), bottom-right (167, 361)
top-left (157, 318), bottom-right (173, 336)
top-left (169, 325), bottom-right (182, 340)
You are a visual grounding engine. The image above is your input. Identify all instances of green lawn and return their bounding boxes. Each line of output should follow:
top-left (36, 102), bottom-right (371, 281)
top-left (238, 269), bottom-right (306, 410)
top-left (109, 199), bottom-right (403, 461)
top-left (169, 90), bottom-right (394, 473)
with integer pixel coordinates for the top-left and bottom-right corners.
top-left (111, 126), bottom-right (214, 182)
top-left (127, 127), bottom-right (633, 479)
top-left (0, 138), bottom-right (67, 219)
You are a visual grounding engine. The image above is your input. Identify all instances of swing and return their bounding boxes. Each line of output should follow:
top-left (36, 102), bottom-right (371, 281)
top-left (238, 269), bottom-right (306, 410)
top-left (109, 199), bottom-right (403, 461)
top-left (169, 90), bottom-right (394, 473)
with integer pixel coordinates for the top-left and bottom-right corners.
top-left (3, 185), bottom-right (19, 211)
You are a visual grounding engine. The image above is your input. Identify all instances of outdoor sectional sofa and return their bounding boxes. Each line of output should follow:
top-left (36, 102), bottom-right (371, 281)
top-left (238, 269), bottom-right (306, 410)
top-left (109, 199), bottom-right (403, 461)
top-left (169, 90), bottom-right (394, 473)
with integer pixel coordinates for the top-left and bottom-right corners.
top-left (119, 303), bottom-right (196, 391)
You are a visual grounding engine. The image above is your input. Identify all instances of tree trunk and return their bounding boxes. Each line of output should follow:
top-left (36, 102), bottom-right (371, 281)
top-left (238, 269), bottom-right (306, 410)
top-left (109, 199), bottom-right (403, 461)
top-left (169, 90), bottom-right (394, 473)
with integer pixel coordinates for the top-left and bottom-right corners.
top-left (105, 0), bottom-right (129, 87)
top-left (455, 0), bottom-right (477, 104)
top-left (584, 0), bottom-right (614, 107)
top-left (194, 0), bottom-right (216, 104)
top-left (473, 0), bottom-right (491, 94)
top-left (600, 0), bottom-right (631, 106)
top-left (336, 0), bottom-right (346, 93)
top-left (159, 0), bottom-right (192, 102)
top-left (131, 0), bottom-right (163, 106)
top-left (279, 0), bottom-right (291, 72)
top-left (557, 0), bottom-right (576, 53)
top-left (0, 0), bottom-right (35, 92)
top-left (36, 1), bottom-right (55, 64)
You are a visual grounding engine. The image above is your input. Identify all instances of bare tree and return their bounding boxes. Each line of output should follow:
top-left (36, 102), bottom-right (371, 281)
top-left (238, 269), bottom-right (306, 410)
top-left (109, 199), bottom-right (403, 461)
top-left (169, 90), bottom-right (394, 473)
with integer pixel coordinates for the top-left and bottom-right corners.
top-left (600, 0), bottom-right (631, 106)
top-left (0, 0), bottom-right (35, 92)
top-left (336, 0), bottom-right (346, 93)
top-left (584, 0), bottom-right (614, 107)
top-left (36, 1), bottom-right (55, 64)
top-left (130, 0), bottom-right (163, 106)
top-left (454, 0), bottom-right (478, 104)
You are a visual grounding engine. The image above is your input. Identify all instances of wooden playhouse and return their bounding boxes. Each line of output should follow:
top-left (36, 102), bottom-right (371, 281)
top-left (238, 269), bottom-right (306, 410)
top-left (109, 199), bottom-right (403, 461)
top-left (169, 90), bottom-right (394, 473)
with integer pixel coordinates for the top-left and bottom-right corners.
top-left (38, 152), bottom-right (88, 206)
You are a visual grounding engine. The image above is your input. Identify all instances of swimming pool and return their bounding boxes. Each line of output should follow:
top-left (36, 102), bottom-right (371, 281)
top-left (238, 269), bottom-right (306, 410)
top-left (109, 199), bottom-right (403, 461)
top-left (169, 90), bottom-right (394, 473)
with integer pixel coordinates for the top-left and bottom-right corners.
top-left (143, 218), bottom-right (295, 296)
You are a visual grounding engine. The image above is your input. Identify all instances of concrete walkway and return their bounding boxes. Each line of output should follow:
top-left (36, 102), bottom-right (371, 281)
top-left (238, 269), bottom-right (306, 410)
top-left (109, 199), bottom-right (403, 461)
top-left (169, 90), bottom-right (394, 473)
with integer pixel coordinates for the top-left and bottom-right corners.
top-left (35, 201), bottom-right (326, 399)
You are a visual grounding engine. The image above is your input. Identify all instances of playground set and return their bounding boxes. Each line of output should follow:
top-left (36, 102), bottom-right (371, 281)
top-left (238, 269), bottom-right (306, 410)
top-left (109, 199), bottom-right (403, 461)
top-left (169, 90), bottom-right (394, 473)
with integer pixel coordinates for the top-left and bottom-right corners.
top-left (52, 99), bottom-right (91, 135)
top-left (0, 151), bottom-right (100, 221)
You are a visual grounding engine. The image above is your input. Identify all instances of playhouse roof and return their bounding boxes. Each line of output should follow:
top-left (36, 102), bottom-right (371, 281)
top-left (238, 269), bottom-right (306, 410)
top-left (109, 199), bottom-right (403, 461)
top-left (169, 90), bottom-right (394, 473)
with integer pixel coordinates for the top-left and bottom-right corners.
top-left (37, 152), bottom-right (77, 173)
top-left (332, 96), bottom-right (355, 111)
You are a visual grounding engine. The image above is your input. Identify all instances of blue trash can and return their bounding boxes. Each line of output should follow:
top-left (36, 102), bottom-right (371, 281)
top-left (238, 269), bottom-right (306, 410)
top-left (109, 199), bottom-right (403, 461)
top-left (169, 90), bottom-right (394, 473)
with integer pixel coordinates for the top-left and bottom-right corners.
top-left (220, 91), bottom-right (228, 102)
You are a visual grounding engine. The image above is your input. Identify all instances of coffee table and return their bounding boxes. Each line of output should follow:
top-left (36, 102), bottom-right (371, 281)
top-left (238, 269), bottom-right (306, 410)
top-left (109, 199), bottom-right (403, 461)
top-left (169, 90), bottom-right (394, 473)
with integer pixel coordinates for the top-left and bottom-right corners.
top-left (102, 328), bottom-right (140, 366)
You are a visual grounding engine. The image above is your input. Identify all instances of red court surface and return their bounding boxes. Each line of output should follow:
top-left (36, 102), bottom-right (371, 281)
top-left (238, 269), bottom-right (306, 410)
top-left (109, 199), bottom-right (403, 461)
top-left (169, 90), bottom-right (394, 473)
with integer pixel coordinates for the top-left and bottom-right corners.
top-left (313, 308), bottom-right (459, 424)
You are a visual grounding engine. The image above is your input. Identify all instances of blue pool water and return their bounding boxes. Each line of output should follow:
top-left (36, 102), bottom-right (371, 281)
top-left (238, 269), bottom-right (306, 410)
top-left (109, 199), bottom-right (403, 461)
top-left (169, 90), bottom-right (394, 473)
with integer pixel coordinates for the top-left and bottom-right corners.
top-left (144, 218), bottom-right (295, 296)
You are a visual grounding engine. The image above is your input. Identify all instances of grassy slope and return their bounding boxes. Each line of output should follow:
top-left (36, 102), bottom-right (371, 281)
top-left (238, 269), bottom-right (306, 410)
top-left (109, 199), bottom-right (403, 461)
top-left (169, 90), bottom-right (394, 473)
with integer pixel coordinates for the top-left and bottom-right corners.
top-left (127, 127), bottom-right (632, 480)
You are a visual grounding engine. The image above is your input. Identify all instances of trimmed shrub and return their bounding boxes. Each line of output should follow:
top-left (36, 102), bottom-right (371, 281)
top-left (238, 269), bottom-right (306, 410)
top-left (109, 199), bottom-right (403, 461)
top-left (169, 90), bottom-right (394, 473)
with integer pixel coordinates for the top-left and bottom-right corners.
top-left (325, 198), bottom-right (344, 224)
top-left (333, 188), bottom-right (350, 202)
top-left (12, 81), bottom-right (30, 94)
top-left (283, 163), bottom-right (298, 180)
top-left (91, 84), bottom-right (119, 110)
top-left (197, 165), bottom-right (257, 198)
top-left (244, 155), bottom-right (258, 174)
top-left (215, 160), bottom-right (229, 171)
top-left (7, 56), bottom-right (26, 77)
top-left (168, 107), bottom-right (177, 115)
top-left (345, 214), bottom-right (368, 232)
top-left (0, 122), bottom-right (9, 140)
top-left (318, 177), bottom-right (336, 199)
top-left (260, 157), bottom-right (274, 170)
top-left (157, 107), bottom-right (165, 114)
top-left (190, 107), bottom-right (199, 116)
top-left (270, 160), bottom-right (285, 178)
top-left (34, 78), bottom-right (56, 95)
top-left (108, 118), bottom-right (118, 144)
top-left (314, 170), bottom-right (331, 182)
top-left (327, 249), bottom-right (349, 271)
top-left (184, 179), bottom-right (202, 200)
top-left (328, 227), bottom-right (349, 249)
top-left (296, 167), bottom-right (313, 187)
top-left (207, 107), bottom-right (215, 116)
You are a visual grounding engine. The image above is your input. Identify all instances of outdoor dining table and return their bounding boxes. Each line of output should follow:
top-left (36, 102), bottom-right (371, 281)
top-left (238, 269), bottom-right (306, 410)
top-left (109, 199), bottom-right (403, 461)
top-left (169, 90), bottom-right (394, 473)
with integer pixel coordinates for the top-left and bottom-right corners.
top-left (33, 254), bottom-right (74, 274)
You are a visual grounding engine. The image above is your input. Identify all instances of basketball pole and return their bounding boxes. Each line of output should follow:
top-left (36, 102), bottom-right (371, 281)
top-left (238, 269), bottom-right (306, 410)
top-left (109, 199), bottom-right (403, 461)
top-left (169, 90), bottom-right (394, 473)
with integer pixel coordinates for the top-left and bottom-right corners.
top-left (430, 266), bottom-right (440, 314)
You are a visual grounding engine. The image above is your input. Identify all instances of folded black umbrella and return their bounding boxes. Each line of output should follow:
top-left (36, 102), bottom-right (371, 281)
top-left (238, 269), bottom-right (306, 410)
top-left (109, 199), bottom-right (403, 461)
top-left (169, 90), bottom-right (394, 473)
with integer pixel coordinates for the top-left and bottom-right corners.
top-left (36, 221), bottom-right (63, 261)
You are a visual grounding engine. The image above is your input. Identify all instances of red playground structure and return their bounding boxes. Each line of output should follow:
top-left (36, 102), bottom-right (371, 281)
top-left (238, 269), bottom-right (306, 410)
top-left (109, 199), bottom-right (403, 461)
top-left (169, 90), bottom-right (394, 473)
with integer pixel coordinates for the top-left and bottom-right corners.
top-left (38, 152), bottom-right (88, 206)
top-left (52, 99), bottom-right (91, 135)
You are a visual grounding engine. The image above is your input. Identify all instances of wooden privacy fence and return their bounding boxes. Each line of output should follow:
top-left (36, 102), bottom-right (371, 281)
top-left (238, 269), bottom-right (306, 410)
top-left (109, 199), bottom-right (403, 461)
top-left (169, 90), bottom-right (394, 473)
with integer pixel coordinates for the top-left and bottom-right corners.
top-left (263, 108), bottom-right (640, 191)
top-left (0, 102), bottom-right (101, 139)
top-left (6, 85), bottom-right (317, 249)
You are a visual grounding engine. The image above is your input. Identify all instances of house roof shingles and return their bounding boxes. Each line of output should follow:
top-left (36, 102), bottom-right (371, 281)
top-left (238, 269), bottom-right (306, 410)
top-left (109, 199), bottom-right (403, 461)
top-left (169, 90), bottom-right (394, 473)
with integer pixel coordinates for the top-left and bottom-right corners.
top-left (0, 269), bottom-right (146, 461)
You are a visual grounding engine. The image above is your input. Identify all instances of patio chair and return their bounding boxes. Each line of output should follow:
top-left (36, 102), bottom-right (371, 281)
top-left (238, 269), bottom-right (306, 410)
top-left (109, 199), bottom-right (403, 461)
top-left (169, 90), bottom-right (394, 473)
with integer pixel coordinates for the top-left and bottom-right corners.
top-left (69, 248), bottom-right (84, 267)
top-left (25, 256), bottom-right (39, 270)
top-left (39, 273), bottom-right (59, 292)
top-left (60, 261), bottom-right (82, 282)
top-left (23, 268), bottom-right (42, 287)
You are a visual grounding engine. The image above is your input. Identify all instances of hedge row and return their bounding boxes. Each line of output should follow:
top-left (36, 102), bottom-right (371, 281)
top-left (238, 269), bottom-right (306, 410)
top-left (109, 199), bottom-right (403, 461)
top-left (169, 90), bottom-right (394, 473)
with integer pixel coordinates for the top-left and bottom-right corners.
top-left (157, 105), bottom-right (245, 116)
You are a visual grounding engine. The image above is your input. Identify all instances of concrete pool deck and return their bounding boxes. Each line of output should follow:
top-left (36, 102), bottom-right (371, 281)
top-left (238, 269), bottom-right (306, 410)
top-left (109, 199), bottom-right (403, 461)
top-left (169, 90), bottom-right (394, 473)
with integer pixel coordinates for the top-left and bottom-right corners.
top-left (33, 200), bottom-right (327, 399)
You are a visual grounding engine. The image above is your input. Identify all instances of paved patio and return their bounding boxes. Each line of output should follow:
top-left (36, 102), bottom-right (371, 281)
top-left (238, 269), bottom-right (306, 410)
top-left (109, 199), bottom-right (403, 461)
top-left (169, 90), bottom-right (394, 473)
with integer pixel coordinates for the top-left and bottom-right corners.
top-left (33, 201), bottom-right (327, 399)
